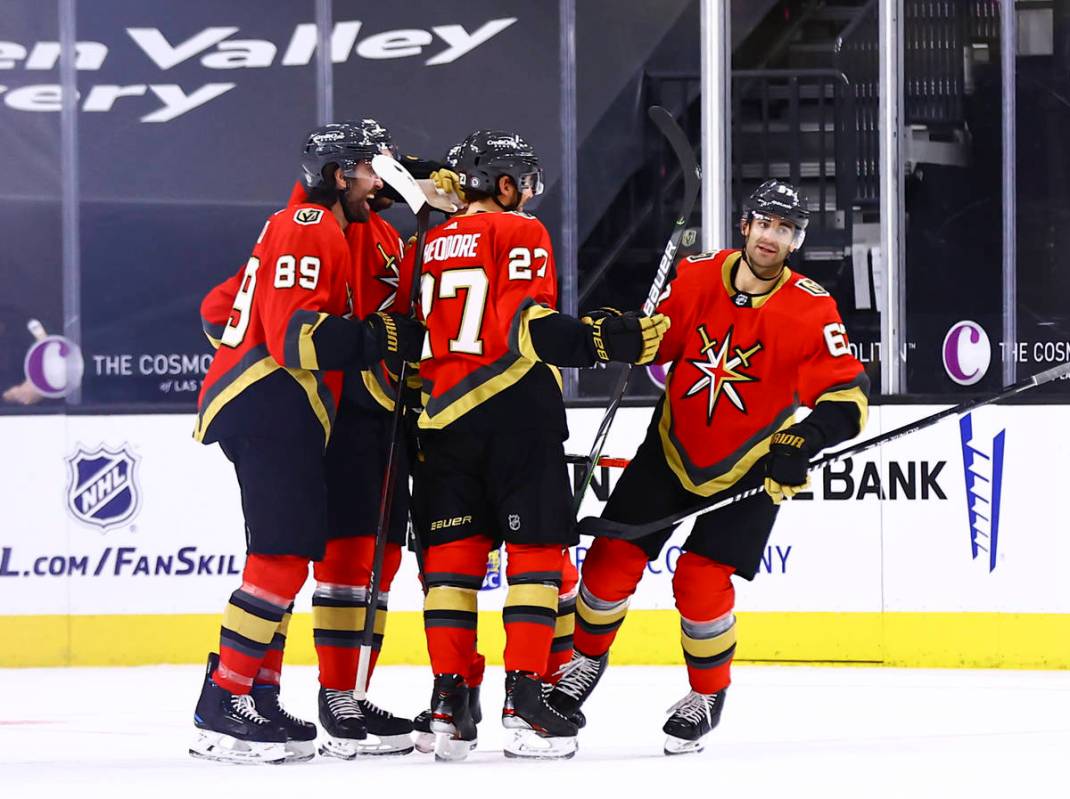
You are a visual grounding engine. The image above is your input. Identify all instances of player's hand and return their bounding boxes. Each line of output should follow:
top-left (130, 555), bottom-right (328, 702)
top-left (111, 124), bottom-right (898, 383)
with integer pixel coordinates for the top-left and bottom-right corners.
top-left (764, 426), bottom-right (820, 504)
top-left (430, 168), bottom-right (465, 203)
top-left (367, 312), bottom-right (425, 374)
top-left (583, 312), bottom-right (670, 365)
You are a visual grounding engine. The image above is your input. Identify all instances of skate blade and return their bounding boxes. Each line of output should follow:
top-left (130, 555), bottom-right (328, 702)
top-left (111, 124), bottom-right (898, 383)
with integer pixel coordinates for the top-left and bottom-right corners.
top-left (433, 731), bottom-right (476, 762)
top-left (189, 729), bottom-right (287, 765)
top-left (319, 733), bottom-right (413, 759)
top-left (278, 740), bottom-right (316, 763)
top-left (414, 731), bottom-right (436, 754)
top-left (663, 734), bottom-right (705, 756)
top-left (503, 729), bottom-right (577, 760)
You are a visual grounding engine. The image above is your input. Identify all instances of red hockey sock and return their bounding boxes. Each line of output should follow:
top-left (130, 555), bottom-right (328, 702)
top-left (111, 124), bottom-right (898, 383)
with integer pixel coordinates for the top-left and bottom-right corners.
top-left (312, 537), bottom-right (401, 691)
top-left (423, 536), bottom-right (491, 677)
top-left (214, 553), bottom-right (308, 695)
top-left (502, 543), bottom-right (563, 675)
top-left (467, 651), bottom-right (486, 689)
top-left (573, 537), bottom-right (648, 658)
top-left (254, 603), bottom-right (292, 686)
top-left (673, 552), bottom-right (736, 694)
top-left (543, 551), bottom-right (578, 683)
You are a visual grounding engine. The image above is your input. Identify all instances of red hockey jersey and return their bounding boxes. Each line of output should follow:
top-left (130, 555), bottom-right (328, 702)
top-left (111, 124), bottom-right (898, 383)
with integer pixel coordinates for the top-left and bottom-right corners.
top-left (654, 249), bottom-right (869, 496)
top-left (413, 210), bottom-right (565, 432)
top-left (194, 204), bottom-right (351, 445)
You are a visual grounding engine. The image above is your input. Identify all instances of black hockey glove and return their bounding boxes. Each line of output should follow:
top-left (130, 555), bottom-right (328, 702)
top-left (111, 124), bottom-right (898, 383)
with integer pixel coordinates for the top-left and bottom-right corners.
top-left (365, 311), bottom-right (425, 376)
top-left (764, 423), bottom-right (824, 505)
top-left (582, 311), bottom-right (670, 365)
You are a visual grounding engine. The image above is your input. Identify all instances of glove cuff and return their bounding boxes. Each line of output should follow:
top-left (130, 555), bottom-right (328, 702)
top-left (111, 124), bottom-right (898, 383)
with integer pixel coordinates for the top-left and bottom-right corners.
top-left (375, 311), bottom-right (400, 356)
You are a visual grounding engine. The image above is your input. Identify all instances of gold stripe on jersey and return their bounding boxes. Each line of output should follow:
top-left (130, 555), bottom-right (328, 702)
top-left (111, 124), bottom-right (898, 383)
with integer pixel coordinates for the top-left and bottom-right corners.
top-left (201, 317), bottom-right (224, 350)
top-left (285, 366), bottom-right (335, 444)
top-left (361, 368), bottom-right (396, 412)
top-left (719, 251), bottom-right (793, 308)
top-left (814, 383), bottom-right (870, 432)
top-left (419, 300), bottom-right (563, 430)
top-left (194, 353), bottom-right (280, 442)
top-left (658, 397), bottom-right (797, 497)
top-left (296, 313), bottom-right (328, 370)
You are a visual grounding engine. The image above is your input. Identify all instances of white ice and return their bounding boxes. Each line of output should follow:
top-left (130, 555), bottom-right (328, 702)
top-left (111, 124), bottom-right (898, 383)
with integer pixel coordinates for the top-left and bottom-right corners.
top-left (2, 664), bottom-right (1067, 798)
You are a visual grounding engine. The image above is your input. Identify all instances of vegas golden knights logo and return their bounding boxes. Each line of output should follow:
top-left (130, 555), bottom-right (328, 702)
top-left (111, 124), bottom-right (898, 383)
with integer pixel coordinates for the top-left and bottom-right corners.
top-left (293, 207), bottom-right (324, 225)
top-left (683, 324), bottom-right (761, 422)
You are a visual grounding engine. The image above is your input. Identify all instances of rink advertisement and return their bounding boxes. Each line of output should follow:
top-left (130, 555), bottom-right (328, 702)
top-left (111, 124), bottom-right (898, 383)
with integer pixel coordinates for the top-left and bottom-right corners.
top-left (1, 406), bottom-right (1069, 668)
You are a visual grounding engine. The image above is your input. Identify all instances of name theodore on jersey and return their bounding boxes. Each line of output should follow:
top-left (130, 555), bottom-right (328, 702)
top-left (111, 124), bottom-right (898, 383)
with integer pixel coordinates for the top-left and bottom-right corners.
top-left (424, 233), bottom-right (481, 263)
top-left (0, 18), bottom-right (516, 122)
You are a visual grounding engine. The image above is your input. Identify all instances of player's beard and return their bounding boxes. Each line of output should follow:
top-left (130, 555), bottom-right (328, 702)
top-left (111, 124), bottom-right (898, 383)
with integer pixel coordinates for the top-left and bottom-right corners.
top-left (341, 179), bottom-right (372, 223)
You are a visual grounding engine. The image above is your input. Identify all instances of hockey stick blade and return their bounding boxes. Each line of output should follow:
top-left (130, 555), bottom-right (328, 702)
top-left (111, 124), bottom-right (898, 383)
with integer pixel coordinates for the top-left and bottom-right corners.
top-left (573, 107), bottom-right (701, 511)
top-left (415, 178), bottom-right (460, 213)
top-left (579, 363), bottom-right (1070, 541)
top-left (372, 154), bottom-right (427, 215)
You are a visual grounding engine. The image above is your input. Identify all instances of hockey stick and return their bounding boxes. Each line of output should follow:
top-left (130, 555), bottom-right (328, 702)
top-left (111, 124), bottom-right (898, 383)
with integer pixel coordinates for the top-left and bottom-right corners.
top-left (355, 156), bottom-right (431, 699)
top-left (578, 362), bottom-right (1070, 540)
top-left (572, 106), bottom-right (701, 512)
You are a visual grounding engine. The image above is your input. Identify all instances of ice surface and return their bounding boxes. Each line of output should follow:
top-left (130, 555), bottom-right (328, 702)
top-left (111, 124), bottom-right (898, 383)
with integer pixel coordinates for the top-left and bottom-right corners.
top-left (2, 664), bottom-right (1067, 798)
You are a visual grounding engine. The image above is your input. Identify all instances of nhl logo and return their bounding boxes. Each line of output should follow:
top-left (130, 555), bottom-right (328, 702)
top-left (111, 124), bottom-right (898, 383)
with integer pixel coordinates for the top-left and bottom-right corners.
top-left (508, 513), bottom-right (521, 532)
top-left (65, 445), bottom-right (142, 530)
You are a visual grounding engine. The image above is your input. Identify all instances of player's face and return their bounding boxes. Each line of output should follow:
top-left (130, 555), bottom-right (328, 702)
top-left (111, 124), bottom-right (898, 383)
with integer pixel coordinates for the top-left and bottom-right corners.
top-left (743, 212), bottom-right (796, 273)
top-left (340, 160), bottom-right (383, 223)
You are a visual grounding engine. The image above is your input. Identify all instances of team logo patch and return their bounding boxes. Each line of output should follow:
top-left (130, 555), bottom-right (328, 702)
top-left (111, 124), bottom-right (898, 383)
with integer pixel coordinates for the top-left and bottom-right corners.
top-left (508, 513), bottom-right (521, 532)
top-left (65, 445), bottom-right (142, 530)
top-left (293, 207), bottom-right (324, 226)
top-left (682, 229), bottom-right (697, 247)
top-left (795, 277), bottom-right (829, 297)
top-left (684, 324), bottom-right (762, 422)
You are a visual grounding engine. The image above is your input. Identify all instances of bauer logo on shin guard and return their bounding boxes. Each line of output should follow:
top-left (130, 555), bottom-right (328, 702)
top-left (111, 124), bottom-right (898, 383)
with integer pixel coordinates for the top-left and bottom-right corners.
top-left (65, 445), bottom-right (142, 530)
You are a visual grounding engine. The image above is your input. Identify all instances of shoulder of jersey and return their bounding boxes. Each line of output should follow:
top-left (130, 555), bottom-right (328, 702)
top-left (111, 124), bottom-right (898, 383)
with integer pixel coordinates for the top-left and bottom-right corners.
top-left (677, 249), bottom-right (733, 280)
top-left (787, 271), bottom-right (834, 301)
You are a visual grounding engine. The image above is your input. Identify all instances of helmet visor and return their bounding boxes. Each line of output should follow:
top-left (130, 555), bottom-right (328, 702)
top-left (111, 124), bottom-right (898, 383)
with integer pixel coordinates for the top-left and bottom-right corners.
top-left (749, 212), bottom-right (806, 249)
top-left (517, 167), bottom-right (544, 197)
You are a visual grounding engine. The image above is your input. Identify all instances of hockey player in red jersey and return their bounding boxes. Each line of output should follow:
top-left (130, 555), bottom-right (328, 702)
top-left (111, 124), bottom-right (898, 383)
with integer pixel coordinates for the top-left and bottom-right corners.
top-left (409, 129), bottom-right (670, 761)
top-left (199, 120), bottom-right (424, 758)
top-left (189, 122), bottom-right (423, 765)
top-left (548, 179), bottom-right (869, 754)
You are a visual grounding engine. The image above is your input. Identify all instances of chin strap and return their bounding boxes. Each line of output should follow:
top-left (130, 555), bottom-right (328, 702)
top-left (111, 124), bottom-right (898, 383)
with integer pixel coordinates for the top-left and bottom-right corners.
top-left (739, 253), bottom-right (785, 285)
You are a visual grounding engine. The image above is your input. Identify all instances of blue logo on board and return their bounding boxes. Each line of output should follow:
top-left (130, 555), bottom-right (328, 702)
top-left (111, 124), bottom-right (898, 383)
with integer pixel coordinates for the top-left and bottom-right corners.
top-left (958, 414), bottom-right (1006, 572)
top-left (65, 445), bottom-right (142, 530)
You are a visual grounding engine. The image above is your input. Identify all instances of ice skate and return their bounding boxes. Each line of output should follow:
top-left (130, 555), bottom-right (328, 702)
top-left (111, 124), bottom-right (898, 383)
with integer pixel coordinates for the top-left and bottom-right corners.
top-left (356, 698), bottom-right (415, 755)
top-left (189, 654), bottom-right (287, 765)
top-left (429, 674), bottom-right (478, 762)
top-left (414, 684), bottom-right (480, 754)
top-left (317, 688), bottom-right (368, 760)
top-left (502, 672), bottom-right (577, 760)
top-left (662, 689), bottom-right (726, 755)
top-left (251, 683), bottom-right (317, 763)
top-left (547, 651), bottom-right (607, 727)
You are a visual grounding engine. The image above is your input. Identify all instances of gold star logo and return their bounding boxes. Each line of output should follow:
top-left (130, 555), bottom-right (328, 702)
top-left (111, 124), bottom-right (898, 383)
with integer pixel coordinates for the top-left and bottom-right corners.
top-left (683, 324), bottom-right (762, 422)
